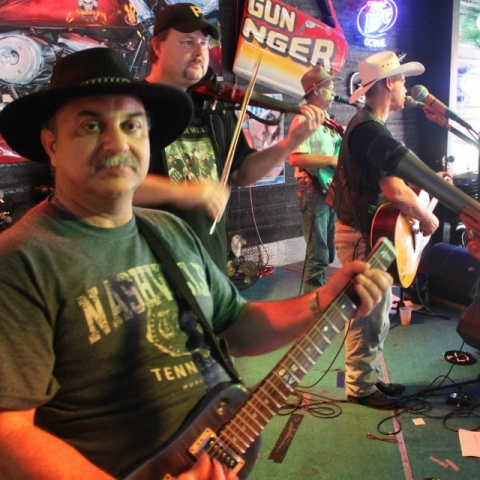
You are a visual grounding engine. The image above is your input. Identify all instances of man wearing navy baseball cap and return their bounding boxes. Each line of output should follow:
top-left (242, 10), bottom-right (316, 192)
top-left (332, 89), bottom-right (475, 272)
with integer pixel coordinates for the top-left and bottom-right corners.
top-left (134, 2), bottom-right (326, 273)
top-left (153, 2), bottom-right (219, 39)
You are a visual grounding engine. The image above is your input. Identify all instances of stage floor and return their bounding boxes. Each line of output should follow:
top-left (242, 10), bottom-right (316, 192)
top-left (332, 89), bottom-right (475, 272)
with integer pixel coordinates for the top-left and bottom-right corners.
top-left (234, 263), bottom-right (480, 480)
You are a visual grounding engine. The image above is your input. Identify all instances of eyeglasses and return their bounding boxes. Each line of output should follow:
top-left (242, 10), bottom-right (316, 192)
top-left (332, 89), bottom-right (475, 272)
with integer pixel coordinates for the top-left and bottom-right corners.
top-left (316, 85), bottom-right (335, 95)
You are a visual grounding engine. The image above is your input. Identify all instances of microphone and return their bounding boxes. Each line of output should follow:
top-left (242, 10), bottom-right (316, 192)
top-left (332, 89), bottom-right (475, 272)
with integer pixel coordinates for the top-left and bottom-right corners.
top-left (405, 96), bottom-right (426, 109)
top-left (406, 95), bottom-right (451, 129)
top-left (334, 95), bottom-right (363, 110)
top-left (367, 135), bottom-right (480, 219)
top-left (411, 85), bottom-right (474, 130)
top-left (406, 95), bottom-right (480, 150)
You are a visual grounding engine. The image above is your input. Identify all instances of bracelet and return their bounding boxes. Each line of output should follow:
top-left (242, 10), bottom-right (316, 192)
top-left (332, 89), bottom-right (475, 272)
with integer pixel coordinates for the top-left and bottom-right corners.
top-left (309, 290), bottom-right (321, 317)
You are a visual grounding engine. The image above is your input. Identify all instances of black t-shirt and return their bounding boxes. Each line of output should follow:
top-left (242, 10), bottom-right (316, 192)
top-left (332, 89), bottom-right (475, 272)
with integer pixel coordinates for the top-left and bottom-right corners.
top-left (330, 107), bottom-right (390, 234)
top-left (149, 92), bottom-right (255, 272)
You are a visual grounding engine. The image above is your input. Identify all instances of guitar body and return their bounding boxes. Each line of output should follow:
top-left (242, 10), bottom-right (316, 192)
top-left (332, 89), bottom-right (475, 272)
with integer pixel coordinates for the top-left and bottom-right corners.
top-left (307, 134), bottom-right (341, 192)
top-left (370, 189), bottom-right (432, 288)
top-left (124, 383), bottom-right (261, 480)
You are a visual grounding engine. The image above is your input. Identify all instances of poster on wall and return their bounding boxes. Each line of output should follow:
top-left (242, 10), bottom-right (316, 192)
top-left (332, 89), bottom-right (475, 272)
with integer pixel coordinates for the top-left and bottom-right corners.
top-left (0, 0), bottom-right (221, 162)
top-left (233, 0), bottom-right (348, 98)
top-left (238, 94), bottom-right (285, 187)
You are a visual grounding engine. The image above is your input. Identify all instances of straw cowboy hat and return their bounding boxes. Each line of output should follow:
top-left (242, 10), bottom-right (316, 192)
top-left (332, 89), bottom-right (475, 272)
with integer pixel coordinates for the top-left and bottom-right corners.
top-left (301, 65), bottom-right (342, 98)
top-left (0, 48), bottom-right (193, 163)
top-left (349, 51), bottom-right (424, 104)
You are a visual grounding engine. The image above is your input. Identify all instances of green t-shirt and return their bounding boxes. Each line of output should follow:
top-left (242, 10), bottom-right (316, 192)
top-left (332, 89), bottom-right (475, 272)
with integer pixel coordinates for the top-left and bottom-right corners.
top-left (0, 199), bottom-right (247, 476)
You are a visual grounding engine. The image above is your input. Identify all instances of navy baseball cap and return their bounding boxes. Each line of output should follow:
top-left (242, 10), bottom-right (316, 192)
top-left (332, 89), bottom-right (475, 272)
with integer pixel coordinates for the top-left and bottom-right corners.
top-left (153, 3), bottom-right (219, 40)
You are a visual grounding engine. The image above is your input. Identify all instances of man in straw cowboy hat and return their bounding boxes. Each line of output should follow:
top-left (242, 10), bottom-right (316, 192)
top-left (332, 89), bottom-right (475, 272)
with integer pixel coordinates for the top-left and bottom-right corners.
top-left (0, 48), bottom-right (392, 478)
top-left (326, 51), bottom-right (439, 409)
top-left (289, 65), bottom-right (343, 294)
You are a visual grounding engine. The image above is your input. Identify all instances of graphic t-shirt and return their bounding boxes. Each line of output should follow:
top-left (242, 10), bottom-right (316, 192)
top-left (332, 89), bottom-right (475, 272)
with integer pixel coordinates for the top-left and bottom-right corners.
top-left (0, 200), bottom-right (247, 477)
top-left (165, 125), bottom-right (219, 184)
top-left (149, 92), bottom-right (255, 273)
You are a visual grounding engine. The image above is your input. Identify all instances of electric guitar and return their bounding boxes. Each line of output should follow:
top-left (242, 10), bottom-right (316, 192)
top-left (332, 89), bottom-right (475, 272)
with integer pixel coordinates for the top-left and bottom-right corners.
top-left (124, 238), bottom-right (397, 480)
top-left (316, 165), bottom-right (336, 192)
top-left (308, 137), bottom-right (342, 192)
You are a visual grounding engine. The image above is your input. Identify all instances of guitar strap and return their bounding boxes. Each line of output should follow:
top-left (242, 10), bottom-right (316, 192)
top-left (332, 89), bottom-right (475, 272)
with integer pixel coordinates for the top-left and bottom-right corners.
top-left (136, 215), bottom-right (242, 384)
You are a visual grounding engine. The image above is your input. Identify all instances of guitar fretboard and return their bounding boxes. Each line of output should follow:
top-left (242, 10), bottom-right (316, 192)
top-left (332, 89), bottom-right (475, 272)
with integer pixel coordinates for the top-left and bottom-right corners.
top-left (220, 238), bottom-right (396, 454)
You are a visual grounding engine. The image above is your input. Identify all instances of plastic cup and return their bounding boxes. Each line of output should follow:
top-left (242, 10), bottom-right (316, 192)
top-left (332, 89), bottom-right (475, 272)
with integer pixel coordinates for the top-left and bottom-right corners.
top-left (399, 306), bottom-right (412, 325)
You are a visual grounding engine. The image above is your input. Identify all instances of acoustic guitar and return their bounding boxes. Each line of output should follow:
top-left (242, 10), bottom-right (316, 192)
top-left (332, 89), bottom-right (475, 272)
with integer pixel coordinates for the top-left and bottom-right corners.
top-left (124, 238), bottom-right (396, 480)
top-left (370, 188), bottom-right (438, 288)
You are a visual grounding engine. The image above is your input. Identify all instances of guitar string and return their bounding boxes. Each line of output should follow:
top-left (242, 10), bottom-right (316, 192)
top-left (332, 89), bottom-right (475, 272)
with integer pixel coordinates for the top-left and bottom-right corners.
top-left (199, 242), bottom-right (394, 467)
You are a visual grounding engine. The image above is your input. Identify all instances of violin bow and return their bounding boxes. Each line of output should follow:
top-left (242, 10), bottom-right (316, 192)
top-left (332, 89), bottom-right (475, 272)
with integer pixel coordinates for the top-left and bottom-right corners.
top-left (210, 54), bottom-right (263, 234)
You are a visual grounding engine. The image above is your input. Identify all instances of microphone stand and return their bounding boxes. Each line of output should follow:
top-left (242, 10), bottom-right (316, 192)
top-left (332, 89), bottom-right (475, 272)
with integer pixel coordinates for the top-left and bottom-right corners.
top-left (424, 112), bottom-right (480, 238)
top-left (418, 114), bottom-right (480, 400)
top-left (424, 112), bottom-right (480, 151)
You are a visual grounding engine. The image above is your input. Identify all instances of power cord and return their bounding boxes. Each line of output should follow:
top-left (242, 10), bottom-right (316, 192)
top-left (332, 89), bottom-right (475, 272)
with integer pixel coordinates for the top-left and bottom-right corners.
top-left (278, 320), bottom-right (351, 419)
top-left (246, 185), bottom-right (275, 277)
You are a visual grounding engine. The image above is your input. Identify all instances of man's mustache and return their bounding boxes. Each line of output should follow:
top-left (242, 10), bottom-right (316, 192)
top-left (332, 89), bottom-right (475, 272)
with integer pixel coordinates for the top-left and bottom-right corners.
top-left (91, 153), bottom-right (140, 174)
top-left (188, 59), bottom-right (204, 68)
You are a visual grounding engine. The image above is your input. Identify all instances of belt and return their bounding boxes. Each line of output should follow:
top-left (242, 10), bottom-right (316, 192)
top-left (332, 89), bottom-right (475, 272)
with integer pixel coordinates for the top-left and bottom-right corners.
top-left (297, 173), bottom-right (326, 194)
top-left (337, 219), bottom-right (358, 230)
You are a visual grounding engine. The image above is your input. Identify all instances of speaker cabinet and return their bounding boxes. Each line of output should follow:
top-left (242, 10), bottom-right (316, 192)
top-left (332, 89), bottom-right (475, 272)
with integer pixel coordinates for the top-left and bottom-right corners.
top-left (418, 243), bottom-right (480, 306)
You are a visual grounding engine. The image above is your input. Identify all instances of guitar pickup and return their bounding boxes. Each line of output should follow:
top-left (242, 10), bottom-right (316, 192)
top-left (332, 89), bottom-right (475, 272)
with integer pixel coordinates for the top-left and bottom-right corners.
top-left (189, 428), bottom-right (245, 474)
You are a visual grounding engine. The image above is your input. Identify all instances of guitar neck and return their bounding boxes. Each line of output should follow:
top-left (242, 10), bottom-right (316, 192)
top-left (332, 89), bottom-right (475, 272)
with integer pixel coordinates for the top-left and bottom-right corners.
top-left (219, 238), bottom-right (396, 454)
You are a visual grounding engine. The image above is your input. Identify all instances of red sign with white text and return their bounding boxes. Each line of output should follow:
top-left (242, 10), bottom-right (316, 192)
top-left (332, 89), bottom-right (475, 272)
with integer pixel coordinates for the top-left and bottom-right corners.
top-left (233, 0), bottom-right (348, 98)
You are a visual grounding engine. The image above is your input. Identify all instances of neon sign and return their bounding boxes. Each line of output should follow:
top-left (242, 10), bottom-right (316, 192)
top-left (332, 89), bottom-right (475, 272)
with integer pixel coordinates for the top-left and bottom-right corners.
top-left (357, 0), bottom-right (398, 48)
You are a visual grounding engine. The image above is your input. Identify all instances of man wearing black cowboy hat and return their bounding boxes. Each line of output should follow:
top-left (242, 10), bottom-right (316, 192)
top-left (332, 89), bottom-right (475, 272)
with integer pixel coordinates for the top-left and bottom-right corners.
top-left (134, 2), bottom-right (326, 273)
top-left (0, 48), bottom-right (392, 478)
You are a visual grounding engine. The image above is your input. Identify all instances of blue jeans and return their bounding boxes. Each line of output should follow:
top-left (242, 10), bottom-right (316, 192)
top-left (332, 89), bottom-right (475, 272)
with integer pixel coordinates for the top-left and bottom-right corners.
top-left (334, 221), bottom-right (392, 397)
top-left (297, 178), bottom-right (336, 293)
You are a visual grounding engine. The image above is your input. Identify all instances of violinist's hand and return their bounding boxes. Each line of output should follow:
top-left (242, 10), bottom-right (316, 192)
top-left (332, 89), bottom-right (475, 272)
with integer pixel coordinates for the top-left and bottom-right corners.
top-left (287, 104), bottom-right (325, 147)
top-left (174, 454), bottom-right (238, 480)
top-left (134, 175), bottom-right (229, 218)
top-left (177, 182), bottom-right (230, 220)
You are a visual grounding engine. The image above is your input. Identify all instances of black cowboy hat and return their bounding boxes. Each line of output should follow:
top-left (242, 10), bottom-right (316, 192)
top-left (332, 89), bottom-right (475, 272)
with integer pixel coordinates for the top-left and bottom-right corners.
top-left (0, 47), bottom-right (193, 163)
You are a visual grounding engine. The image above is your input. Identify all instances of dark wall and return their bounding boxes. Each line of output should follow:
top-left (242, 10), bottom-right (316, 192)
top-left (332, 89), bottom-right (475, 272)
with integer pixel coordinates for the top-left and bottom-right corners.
top-left (224, 0), bottom-right (455, 248)
top-left (0, 0), bottom-right (455, 244)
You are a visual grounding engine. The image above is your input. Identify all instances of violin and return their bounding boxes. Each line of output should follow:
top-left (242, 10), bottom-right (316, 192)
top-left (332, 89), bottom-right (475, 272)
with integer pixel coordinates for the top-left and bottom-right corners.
top-left (190, 81), bottom-right (345, 136)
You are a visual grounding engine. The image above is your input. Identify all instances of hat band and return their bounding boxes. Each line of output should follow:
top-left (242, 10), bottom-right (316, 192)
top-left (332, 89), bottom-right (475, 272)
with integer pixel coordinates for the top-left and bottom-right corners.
top-left (307, 78), bottom-right (330, 93)
top-left (81, 77), bottom-right (131, 85)
top-left (361, 78), bottom-right (377, 89)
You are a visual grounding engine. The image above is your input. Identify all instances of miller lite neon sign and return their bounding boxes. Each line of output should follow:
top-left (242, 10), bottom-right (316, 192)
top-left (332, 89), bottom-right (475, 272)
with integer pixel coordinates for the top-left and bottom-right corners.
top-left (357, 0), bottom-right (398, 48)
